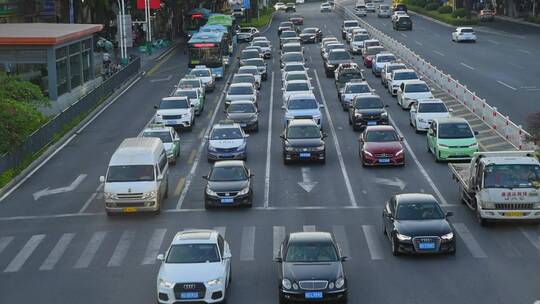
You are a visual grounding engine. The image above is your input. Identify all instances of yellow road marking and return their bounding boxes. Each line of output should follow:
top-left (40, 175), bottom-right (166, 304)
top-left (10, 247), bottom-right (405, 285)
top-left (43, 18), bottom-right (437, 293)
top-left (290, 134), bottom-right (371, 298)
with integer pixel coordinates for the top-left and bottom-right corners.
top-left (174, 177), bottom-right (186, 196)
top-left (147, 49), bottom-right (177, 76)
top-left (187, 149), bottom-right (197, 165)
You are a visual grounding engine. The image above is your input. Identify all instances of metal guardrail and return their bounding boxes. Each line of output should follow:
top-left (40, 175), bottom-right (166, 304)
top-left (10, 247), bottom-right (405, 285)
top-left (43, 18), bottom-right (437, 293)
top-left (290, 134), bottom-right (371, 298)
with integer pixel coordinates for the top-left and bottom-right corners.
top-left (0, 57), bottom-right (141, 177)
top-left (334, 3), bottom-right (535, 150)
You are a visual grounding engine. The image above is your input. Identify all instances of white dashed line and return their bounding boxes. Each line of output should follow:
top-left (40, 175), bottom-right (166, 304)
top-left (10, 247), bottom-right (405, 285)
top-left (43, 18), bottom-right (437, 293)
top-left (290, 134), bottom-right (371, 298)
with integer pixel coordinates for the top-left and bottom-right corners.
top-left (433, 50), bottom-right (445, 56)
top-left (264, 73), bottom-right (275, 209)
top-left (497, 80), bottom-right (517, 91)
top-left (517, 49), bottom-right (532, 55)
top-left (460, 62), bottom-right (475, 70)
top-left (415, 40), bottom-right (423, 46)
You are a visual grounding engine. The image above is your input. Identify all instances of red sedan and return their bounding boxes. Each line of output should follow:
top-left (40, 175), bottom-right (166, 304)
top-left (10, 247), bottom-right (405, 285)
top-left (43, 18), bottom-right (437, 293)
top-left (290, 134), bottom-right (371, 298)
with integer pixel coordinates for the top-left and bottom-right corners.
top-left (363, 46), bottom-right (384, 68)
top-left (289, 15), bottom-right (304, 25)
top-left (359, 126), bottom-right (405, 166)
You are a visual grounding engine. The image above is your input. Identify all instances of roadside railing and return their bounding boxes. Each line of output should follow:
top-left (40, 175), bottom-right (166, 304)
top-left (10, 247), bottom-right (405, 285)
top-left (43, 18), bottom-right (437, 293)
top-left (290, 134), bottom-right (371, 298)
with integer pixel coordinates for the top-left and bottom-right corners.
top-left (335, 3), bottom-right (535, 150)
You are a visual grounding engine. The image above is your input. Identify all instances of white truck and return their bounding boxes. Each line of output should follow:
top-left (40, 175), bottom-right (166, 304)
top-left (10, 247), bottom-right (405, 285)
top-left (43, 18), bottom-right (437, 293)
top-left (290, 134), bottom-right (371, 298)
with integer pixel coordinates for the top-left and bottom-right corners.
top-left (449, 151), bottom-right (540, 225)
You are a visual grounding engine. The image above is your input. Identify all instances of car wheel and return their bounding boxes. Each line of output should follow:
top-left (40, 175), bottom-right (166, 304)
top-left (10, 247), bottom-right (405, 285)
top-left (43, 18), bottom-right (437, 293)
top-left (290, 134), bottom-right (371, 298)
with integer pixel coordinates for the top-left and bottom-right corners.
top-left (475, 201), bottom-right (488, 226)
top-left (204, 200), bottom-right (212, 209)
top-left (353, 124), bottom-right (360, 132)
top-left (427, 140), bottom-right (431, 153)
top-left (283, 157), bottom-right (290, 165)
top-left (279, 291), bottom-right (287, 304)
top-left (320, 157), bottom-right (326, 165)
top-left (106, 210), bottom-right (116, 216)
top-left (435, 149), bottom-right (442, 162)
top-left (348, 116), bottom-right (352, 125)
top-left (391, 235), bottom-right (400, 256)
top-left (383, 222), bottom-right (387, 235)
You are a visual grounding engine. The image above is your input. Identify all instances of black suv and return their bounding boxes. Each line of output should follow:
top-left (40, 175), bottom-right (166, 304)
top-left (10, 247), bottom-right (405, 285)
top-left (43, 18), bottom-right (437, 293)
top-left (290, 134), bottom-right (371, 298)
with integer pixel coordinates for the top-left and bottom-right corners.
top-left (393, 15), bottom-right (412, 30)
top-left (281, 119), bottom-right (326, 164)
top-left (348, 95), bottom-right (389, 131)
top-left (324, 49), bottom-right (354, 77)
top-left (203, 160), bottom-right (253, 208)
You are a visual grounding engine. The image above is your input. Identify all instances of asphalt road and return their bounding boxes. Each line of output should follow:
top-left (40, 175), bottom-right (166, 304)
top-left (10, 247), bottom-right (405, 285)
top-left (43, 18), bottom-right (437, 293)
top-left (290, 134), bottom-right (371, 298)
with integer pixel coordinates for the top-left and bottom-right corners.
top-left (340, 0), bottom-right (540, 128)
top-left (0, 3), bottom-right (539, 304)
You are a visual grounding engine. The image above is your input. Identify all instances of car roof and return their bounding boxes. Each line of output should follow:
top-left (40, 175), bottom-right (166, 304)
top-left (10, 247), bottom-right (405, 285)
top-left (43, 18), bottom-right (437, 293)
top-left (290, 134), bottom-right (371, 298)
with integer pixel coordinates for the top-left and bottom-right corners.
top-left (394, 68), bottom-right (416, 73)
top-left (288, 118), bottom-right (319, 127)
top-left (172, 229), bottom-right (218, 244)
top-left (288, 92), bottom-right (316, 100)
top-left (376, 52), bottom-right (395, 57)
top-left (457, 26), bottom-right (474, 30)
top-left (110, 137), bottom-right (163, 166)
top-left (213, 160), bottom-right (245, 167)
top-left (286, 79), bottom-right (310, 85)
top-left (230, 82), bottom-right (253, 88)
top-left (365, 125), bottom-right (397, 132)
top-left (395, 193), bottom-right (438, 205)
top-left (234, 73), bottom-right (255, 78)
top-left (289, 232), bottom-right (333, 242)
top-left (417, 98), bottom-right (444, 104)
top-left (434, 117), bottom-right (469, 124)
top-left (143, 124), bottom-right (173, 133)
top-left (404, 80), bottom-right (427, 85)
top-left (283, 42), bottom-right (301, 47)
top-left (229, 100), bottom-right (256, 106)
top-left (239, 65), bottom-right (258, 71)
top-left (355, 94), bottom-right (380, 100)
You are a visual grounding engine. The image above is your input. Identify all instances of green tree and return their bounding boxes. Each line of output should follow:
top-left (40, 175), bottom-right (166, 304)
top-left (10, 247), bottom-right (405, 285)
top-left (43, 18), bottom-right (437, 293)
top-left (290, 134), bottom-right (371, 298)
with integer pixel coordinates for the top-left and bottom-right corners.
top-left (0, 73), bottom-right (49, 109)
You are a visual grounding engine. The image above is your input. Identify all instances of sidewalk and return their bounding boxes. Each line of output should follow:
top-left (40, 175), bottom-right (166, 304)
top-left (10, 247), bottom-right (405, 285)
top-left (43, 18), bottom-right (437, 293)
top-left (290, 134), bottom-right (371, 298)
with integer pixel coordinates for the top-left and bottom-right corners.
top-left (493, 15), bottom-right (540, 29)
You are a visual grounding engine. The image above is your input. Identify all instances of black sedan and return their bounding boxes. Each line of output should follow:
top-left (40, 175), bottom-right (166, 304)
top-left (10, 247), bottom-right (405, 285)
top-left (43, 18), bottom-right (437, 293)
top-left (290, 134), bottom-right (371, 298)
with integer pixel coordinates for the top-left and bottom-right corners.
top-left (276, 232), bottom-right (348, 304)
top-left (382, 193), bottom-right (456, 255)
top-left (281, 119), bottom-right (326, 165)
top-left (203, 160), bottom-right (253, 208)
top-left (299, 27), bottom-right (323, 44)
top-left (348, 95), bottom-right (389, 131)
top-left (226, 101), bottom-right (259, 132)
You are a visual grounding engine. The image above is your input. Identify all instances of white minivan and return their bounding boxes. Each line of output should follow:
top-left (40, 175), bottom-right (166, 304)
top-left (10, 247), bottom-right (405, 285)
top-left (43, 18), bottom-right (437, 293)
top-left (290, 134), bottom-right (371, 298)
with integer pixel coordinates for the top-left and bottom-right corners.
top-left (100, 137), bottom-right (169, 215)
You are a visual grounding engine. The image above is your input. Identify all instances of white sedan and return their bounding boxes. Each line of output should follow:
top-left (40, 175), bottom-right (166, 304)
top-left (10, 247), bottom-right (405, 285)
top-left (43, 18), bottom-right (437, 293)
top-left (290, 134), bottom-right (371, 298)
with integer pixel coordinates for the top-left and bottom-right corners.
top-left (282, 80), bottom-right (314, 104)
top-left (396, 80), bottom-right (434, 109)
top-left (156, 230), bottom-right (231, 304)
top-left (409, 98), bottom-right (452, 132)
top-left (274, 2), bottom-right (287, 10)
top-left (452, 27), bottom-right (477, 42)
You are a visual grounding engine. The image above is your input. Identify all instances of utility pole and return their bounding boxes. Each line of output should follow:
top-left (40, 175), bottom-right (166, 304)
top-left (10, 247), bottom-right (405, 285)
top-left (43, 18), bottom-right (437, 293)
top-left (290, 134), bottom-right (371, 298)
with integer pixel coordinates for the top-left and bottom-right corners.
top-left (145, 0), bottom-right (153, 55)
top-left (117, 0), bottom-right (128, 65)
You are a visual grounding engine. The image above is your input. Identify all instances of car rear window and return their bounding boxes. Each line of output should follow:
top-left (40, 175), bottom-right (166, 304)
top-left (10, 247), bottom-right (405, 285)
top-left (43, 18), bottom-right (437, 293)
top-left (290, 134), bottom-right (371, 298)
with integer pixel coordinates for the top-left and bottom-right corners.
top-left (344, 21), bottom-right (359, 27)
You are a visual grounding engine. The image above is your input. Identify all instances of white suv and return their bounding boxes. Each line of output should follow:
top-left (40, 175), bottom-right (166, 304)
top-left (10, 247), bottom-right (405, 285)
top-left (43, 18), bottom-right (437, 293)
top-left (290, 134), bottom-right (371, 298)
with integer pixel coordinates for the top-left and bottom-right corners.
top-left (397, 80), bottom-right (433, 109)
top-left (154, 96), bottom-right (195, 131)
top-left (156, 230), bottom-right (231, 304)
top-left (387, 68), bottom-right (419, 96)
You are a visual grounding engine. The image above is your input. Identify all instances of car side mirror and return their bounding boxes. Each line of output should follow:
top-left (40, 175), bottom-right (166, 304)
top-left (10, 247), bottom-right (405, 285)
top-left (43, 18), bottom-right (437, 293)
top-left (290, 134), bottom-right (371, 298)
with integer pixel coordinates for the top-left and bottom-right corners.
top-left (322, 133), bottom-right (328, 138)
top-left (446, 211), bottom-right (454, 218)
top-left (157, 174), bottom-right (164, 181)
top-left (340, 256), bottom-right (349, 262)
top-left (384, 104), bottom-right (389, 108)
top-left (448, 108), bottom-right (454, 112)
top-left (244, 134), bottom-right (250, 138)
top-left (388, 214), bottom-right (394, 221)
top-left (190, 104), bottom-right (195, 108)
top-left (399, 136), bottom-right (404, 141)
top-left (202, 175), bottom-right (208, 180)
top-left (99, 176), bottom-right (105, 183)
top-left (274, 257), bottom-right (283, 262)
top-left (223, 251), bottom-right (232, 259)
top-left (154, 105), bottom-right (158, 109)
top-left (280, 134), bottom-right (285, 139)
top-left (156, 253), bottom-right (165, 261)
top-left (281, 105), bottom-right (286, 110)
top-left (319, 103), bottom-right (325, 108)
top-left (474, 130), bottom-right (479, 135)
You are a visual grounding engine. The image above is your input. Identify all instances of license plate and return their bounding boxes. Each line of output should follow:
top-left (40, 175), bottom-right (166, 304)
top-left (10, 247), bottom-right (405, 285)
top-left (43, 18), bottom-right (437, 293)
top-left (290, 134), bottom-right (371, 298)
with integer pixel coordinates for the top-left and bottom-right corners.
top-left (166, 120), bottom-right (177, 125)
top-left (123, 207), bottom-right (137, 213)
top-left (504, 212), bottom-right (524, 217)
top-left (305, 291), bottom-right (323, 299)
top-left (221, 153), bottom-right (234, 157)
top-left (419, 242), bottom-right (435, 250)
top-left (240, 123), bottom-right (247, 127)
top-left (378, 158), bottom-right (390, 163)
top-left (299, 152), bottom-right (311, 157)
top-left (180, 292), bottom-right (199, 299)
top-left (367, 121), bottom-right (377, 126)
top-left (221, 198), bottom-right (234, 204)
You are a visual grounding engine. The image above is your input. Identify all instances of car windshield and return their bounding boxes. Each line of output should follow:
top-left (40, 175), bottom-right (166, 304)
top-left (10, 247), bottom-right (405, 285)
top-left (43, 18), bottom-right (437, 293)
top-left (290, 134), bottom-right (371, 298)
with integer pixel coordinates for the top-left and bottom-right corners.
top-left (166, 244), bottom-right (220, 263)
top-left (380, 5), bottom-right (390, 9)
top-left (211, 127), bottom-right (243, 140)
top-left (438, 122), bottom-right (473, 139)
top-left (405, 83), bottom-right (430, 93)
top-left (377, 55), bottom-right (396, 62)
top-left (175, 90), bottom-right (197, 99)
top-left (239, 28), bottom-right (252, 33)
top-left (143, 131), bottom-right (172, 143)
top-left (326, 44), bottom-right (345, 52)
top-left (353, 34), bottom-right (369, 42)
top-left (345, 84), bottom-right (370, 93)
top-left (283, 53), bottom-right (303, 62)
top-left (253, 41), bottom-right (269, 47)
top-left (344, 21), bottom-right (358, 27)
top-left (355, 97), bottom-right (383, 109)
top-left (228, 103), bottom-right (256, 113)
top-left (280, 22), bottom-right (293, 27)
top-left (287, 125), bottom-right (320, 139)
top-left (302, 28), bottom-right (317, 34)
top-left (387, 65), bottom-right (407, 73)
top-left (284, 65), bottom-right (305, 72)
top-left (241, 51), bottom-right (259, 59)
top-left (366, 47), bottom-right (384, 55)
top-left (461, 28), bottom-right (474, 33)
top-left (246, 59), bottom-right (264, 67)
top-left (484, 164), bottom-right (540, 189)
top-left (179, 80), bottom-right (200, 88)
top-left (107, 165), bottom-right (155, 182)
top-left (233, 75), bottom-right (255, 84)
top-left (364, 41), bottom-right (380, 48)
top-left (394, 72), bottom-right (418, 80)
top-left (160, 98), bottom-right (188, 109)
top-left (239, 67), bottom-right (259, 75)
top-left (366, 130), bottom-right (398, 142)
top-left (329, 51), bottom-right (351, 60)
top-left (283, 45), bottom-right (302, 53)
top-left (229, 86), bottom-right (253, 95)
top-left (209, 166), bottom-right (247, 181)
top-left (282, 31), bottom-right (297, 38)
top-left (396, 202), bottom-right (445, 220)
top-left (399, 17), bottom-right (411, 22)
top-left (288, 98), bottom-right (318, 110)
top-left (286, 73), bottom-right (308, 82)
top-left (285, 241), bottom-right (338, 262)
top-left (418, 103), bottom-right (448, 113)
top-left (287, 83), bottom-right (310, 92)
top-left (340, 73), bottom-right (363, 83)
top-left (190, 69), bottom-right (210, 77)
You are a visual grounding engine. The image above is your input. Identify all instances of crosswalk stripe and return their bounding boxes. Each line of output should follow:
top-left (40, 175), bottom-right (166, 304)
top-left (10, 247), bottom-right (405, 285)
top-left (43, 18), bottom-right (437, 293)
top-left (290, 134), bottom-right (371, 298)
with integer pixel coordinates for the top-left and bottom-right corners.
top-left (362, 225), bottom-right (384, 260)
top-left (39, 233), bottom-right (75, 271)
top-left (303, 225), bottom-right (316, 232)
top-left (4, 234), bottom-right (45, 272)
top-left (108, 230), bottom-right (135, 267)
top-left (74, 231), bottom-right (107, 268)
top-left (0, 236), bottom-right (14, 255)
top-left (332, 225), bottom-right (351, 259)
top-left (214, 226), bottom-right (226, 238)
top-left (240, 226), bottom-right (256, 261)
top-left (273, 226), bottom-right (286, 259)
top-left (453, 223), bottom-right (487, 258)
top-left (520, 228), bottom-right (540, 253)
top-left (142, 228), bottom-right (167, 265)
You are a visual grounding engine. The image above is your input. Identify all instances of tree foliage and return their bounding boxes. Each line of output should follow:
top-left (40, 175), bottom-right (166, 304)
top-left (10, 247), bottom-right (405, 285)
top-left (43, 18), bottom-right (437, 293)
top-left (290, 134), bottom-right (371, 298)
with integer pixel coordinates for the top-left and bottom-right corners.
top-left (0, 74), bottom-right (49, 109)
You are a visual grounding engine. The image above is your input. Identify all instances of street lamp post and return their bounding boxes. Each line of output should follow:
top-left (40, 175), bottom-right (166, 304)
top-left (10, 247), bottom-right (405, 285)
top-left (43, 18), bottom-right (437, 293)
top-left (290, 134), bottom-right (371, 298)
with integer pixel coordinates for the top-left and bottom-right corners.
top-left (117, 0), bottom-right (128, 65)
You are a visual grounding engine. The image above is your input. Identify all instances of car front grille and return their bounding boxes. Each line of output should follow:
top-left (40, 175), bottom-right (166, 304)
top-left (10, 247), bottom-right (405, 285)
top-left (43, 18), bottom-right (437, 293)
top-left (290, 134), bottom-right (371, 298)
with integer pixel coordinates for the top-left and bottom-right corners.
top-left (162, 115), bottom-right (182, 120)
top-left (412, 236), bottom-right (441, 252)
top-left (494, 203), bottom-right (534, 210)
top-left (217, 192), bottom-right (239, 197)
top-left (374, 153), bottom-right (394, 158)
top-left (449, 145), bottom-right (471, 149)
top-left (215, 147), bottom-right (238, 153)
top-left (298, 280), bottom-right (328, 290)
top-left (117, 193), bottom-right (144, 199)
top-left (174, 282), bottom-right (206, 300)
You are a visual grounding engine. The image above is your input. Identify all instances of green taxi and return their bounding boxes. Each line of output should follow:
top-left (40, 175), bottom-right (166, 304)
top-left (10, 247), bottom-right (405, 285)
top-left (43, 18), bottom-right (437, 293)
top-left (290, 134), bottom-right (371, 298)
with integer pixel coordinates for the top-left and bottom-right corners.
top-left (174, 87), bottom-right (205, 115)
top-left (427, 117), bottom-right (479, 162)
top-left (141, 124), bottom-right (181, 165)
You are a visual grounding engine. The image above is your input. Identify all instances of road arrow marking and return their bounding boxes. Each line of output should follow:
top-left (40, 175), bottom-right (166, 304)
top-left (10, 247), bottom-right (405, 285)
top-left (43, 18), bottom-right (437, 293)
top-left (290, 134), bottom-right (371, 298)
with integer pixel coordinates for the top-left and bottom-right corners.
top-left (149, 75), bottom-right (173, 83)
top-left (374, 177), bottom-right (406, 190)
top-left (33, 174), bottom-right (87, 201)
top-left (298, 167), bottom-right (318, 193)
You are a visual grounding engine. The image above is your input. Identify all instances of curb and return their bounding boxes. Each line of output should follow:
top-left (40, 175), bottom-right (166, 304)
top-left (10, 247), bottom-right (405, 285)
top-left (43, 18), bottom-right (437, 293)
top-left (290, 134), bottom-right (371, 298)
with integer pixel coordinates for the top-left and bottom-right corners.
top-left (494, 15), bottom-right (540, 29)
top-left (260, 12), bottom-right (277, 34)
top-left (407, 10), bottom-right (454, 28)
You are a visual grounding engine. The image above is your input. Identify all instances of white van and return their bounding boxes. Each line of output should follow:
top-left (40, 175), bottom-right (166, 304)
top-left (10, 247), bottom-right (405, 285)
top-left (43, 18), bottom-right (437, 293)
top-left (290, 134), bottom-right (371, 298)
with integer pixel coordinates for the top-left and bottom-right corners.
top-left (100, 137), bottom-right (169, 215)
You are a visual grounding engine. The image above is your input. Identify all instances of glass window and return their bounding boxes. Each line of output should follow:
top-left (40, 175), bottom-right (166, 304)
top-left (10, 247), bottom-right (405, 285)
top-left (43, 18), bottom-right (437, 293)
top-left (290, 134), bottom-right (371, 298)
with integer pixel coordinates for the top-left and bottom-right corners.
top-left (69, 42), bottom-right (81, 54)
top-left (355, 97), bottom-right (383, 109)
top-left (329, 51), bottom-right (351, 60)
top-left (106, 165), bottom-right (155, 182)
top-left (82, 50), bottom-right (91, 82)
top-left (396, 202), bottom-right (444, 220)
top-left (366, 130), bottom-right (399, 142)
top-left (210, 127), bottom-right (244, 140)
top-left (405, 83), bottom-right (429, 93)
top-left (217, 235), bottom-right (225, 257)
top-left (394, 71), bottom-right (418, 80)
top-left (209, 166), bottom-right (247, 181)
top-left (286, 82), bottom-right (310, 92)
top-left (188, 46), bottom-right (222, 68)
top-left (228, 103), bottom-right (256, 113)
top-left (70, 52), bottom-right (81, 88)
top-left (340, 73), bottom-right (363, 83)
top-left (288, 98), bottom-right (317, 110)
top-left (159, 98), bottom-right (189, 109)
top-left (142, 131), bottom-right (173, 143)
top-left (484, 164), bottom-right (540, 189)
top-left (158, 153), bottom-right (167, 172)
top-left (438, 123), bottom-right (474, 139)
top-left (83, 39), bottom-right (92, 50)
top-left (229, 86), bottom-right (253, 95)
top-left (418, 103), bottom-right (448, 113)
top-left (285, 241), bottom-right (338, 262)
top-left (345, 84), bottom-right (370, 93)
top-left (56, 58), bottom-right (68, 95)
top-left (166, 244), bottom-right (220, 263)
top-left (56, 47), bottom-right (67, 60)
top-left (287, 126), bottom-right (320, 139)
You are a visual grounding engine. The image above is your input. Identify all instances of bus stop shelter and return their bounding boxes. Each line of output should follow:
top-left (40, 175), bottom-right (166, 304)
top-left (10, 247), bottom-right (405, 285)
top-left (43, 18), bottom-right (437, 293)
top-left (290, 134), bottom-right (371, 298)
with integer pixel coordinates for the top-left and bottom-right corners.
top-left (0, 23), bottom-right (103, 101)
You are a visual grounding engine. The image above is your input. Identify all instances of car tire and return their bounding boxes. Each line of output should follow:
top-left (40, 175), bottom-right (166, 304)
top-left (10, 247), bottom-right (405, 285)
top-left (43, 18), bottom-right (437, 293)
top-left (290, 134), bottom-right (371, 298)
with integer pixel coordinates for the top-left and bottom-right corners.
top-left (391, 235), bottom-right (400, 256)
top-left (204, 200), bottom-right (212, 209)
top-left (427, 140), bottom-right (431, 153)
top-left (475, 201), bottom-right (488, 226)
top-left (283, 157), bottom-right (290, 165)
top-left (254, 123), bottom-right (259, 132)
top-left (279, 291), bottom-right (287, 304)
top-left (106, 210), bottom-right (116, 216)
top-left (348, 116), bottom-right (352, 125)
top-left (353, 124), bottom-right (360, 132)
top-left (320, 157), bottom-right (326, 165)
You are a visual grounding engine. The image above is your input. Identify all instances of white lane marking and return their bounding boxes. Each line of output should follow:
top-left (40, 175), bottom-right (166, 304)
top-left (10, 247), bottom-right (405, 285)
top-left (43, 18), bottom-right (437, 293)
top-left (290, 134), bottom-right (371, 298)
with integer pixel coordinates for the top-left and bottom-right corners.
top-left (149, 75), bottom-right (173, 82)
top-left (415, 40), bottom-right (423, 46)
top-left (496, 80), bottom-right (517, 91)
top-left (176, 71), bottom-right (235, 209)
top-left (4, 234), bottom-right (45, 272)
top-left (239, 226), bottom-right (256, 261)
top-left (433, 50), bottom-right (445, 56)
top-left (79, 183), bottom-right (103, 214)
top-left (273, 226), bottom-right (286, 259)
top-left (332, 225), bottom-right (351, 259)
top-left (400, 33), bottom-right (407, 38)
top-left (453, 223), bottom-right (487, 258)
top-left (214, 226), bottom-right (226, 238)
top-left (264, 72), bottom-right (275, 208)
top-left (108, 230), bottom-right (135, 267)
top-left (313, 70), bottom-right (357, 207)
top-left (39, 233), bottom-right (75, 271)
top-left (487, 39), bottom-right (500, 45)
top-left (142, 228), bottom-right (168, 265)
top-left (361, 225), bottom-right (384, 260)
top-left (495, 237), bottom-right (522, 258)
top-left (517, 49), bottom-right (532, 55)
top-left (520, 228), bottom-right (540, 252)
top-left (303, 225), bottom-right (316, 232)
top-left (298, 167), bottom-right (318, 192)
top-left (388, 116), bottom-right (449, 205)
top-left (0, 236), bottom-right (14, 254)
top-left (74, 231), bottom-right (107, 268)
top-left (324, 24), bottom-right (327, 29)
top-left (33, 174), bottom-right (87, 200)
top-left (374, 177), bottom-right (406, 190)
top-left (521, 86), bottom-right (537, 89)
top-left (460, 62), bottom-right (475, 70)
top-left (0, 76), bottom-right (143, 203)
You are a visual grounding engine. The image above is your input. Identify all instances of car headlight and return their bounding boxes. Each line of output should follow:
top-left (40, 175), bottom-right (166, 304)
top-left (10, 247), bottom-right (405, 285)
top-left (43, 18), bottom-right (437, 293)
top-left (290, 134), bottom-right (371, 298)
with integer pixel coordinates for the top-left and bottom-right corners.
top-left (438, 143), bottom-right (449, 148)
top-left (328, 282), bottom-right (335, 289)
top-left (285, 146), bottom-right (294, 151)
top-left (237, 187), bottom-right (250, 196)
top-left (314, 145), bottom-right (325, 151)
top-left (292, 282), bottom-right (299, 290)
top-left (381, 111), bottom-right (388, 118)
top-left (236, 143), bottom-right (247, 151)
top-left (206, 187), bottom-right (218, 196)
top-left (355, 113), bottom-right (363, 118)
top-left (363, 150), bottom-right (373, 157)
top-left (469, 142), bottom-right (478, 148)
top-left (395, 149), bottom-right (404, 156)
top-left (335, 277), bottom-right (345, 289)
top-left (207, 278), bottom-right (222, 286)
top-left (103, 192), bottom-right (117, 199)
top-left (142, 190), bottom-right (157, 199)
top-left (418, 118), bottom-right (427, 123)
top-left (441, 232), bottom-right (454, 240)
top-left (282, 279), bottom-right (292, 290)
top-left (159, 278), bottom-right (174, 288)
top-left (396, 233), bottom-right (411, 241)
